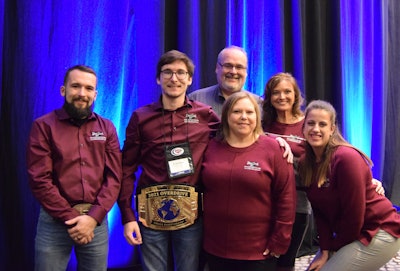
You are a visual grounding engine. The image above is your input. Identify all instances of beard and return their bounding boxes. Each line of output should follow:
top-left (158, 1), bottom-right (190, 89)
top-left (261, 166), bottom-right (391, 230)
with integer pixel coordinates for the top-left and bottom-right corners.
top-left (63, 97), bottom-right (93, 119)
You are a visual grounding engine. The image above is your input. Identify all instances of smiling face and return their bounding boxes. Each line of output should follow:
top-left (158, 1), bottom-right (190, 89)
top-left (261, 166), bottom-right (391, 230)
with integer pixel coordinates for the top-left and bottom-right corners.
top-left (270, 79), bottom-right (296, 113)
top-left (303, 108), bottom-right (335, 158)
top-left (60, 69), bottom-right (97, 119)
top-left (157, 60), bottom-right (192, 100)
top-left (227, 97), bottom-right (257, 140)
top-left (216, 47), bottom-right (248, 96)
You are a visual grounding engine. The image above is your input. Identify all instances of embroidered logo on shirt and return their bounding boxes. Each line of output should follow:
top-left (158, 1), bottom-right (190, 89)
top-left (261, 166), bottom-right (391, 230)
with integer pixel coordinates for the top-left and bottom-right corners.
top-left (244, 161), bottom-right (261, 171)
top-left (90, 131), bottom-right (106, 141)
top-left (184, 113), bottom-right (199, 123)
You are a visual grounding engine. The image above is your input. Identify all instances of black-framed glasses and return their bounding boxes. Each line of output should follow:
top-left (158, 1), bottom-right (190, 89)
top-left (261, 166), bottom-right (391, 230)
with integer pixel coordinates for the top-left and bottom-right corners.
top-left (161, 69), bottom-right (189, 80)
top-left (218, 62), bottom-right (247, 71)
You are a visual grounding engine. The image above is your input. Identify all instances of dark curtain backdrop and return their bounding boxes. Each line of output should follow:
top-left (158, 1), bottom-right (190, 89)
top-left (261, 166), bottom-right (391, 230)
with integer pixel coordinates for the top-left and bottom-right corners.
top-left (1, 1), bottom-right (399, 270)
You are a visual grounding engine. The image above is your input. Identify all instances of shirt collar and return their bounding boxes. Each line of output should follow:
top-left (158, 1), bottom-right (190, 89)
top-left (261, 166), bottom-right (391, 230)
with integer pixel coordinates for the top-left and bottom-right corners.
top-left (153, 95), bottom-right (194, 111)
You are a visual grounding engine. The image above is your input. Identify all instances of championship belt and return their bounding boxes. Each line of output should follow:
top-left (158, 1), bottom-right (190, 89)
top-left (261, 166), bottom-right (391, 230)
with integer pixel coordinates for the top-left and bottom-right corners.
top-left (137, 184), bottom-right (198, 231)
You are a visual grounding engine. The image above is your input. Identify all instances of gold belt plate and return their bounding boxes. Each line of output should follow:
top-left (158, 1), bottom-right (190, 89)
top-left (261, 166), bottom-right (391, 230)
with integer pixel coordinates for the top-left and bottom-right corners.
top-left (137, 184), bottom-right (198, 231)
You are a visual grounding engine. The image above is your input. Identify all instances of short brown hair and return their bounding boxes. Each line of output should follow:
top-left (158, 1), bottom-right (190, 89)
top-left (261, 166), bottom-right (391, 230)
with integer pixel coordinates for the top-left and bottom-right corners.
top-left (156, 50), bottom-right (195, 79)
top-left (63, 65), bottom-right (96, 86)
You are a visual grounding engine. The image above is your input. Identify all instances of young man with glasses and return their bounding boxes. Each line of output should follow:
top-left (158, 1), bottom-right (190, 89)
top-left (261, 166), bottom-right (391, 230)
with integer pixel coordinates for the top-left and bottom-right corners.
top-left (117, 50), bottom-right (220, 271)
top-left (188, 45), bottom-right (263, 117)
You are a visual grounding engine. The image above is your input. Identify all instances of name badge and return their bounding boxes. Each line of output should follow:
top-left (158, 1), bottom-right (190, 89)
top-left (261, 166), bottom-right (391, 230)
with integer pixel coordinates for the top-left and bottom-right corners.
top-left (165, 142), bottom-right (195, 179)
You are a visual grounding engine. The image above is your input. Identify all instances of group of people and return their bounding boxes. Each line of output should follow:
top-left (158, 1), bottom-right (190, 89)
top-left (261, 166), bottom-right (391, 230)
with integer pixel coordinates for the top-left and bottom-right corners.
top-left (26, 46), bottom-right (400, 271)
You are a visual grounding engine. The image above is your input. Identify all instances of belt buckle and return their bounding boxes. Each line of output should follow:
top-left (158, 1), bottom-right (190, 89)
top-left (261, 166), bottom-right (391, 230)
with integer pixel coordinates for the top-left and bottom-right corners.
top-left (137, 184), bottom-right (198, 231)
top-left (73, 203), bottom-right (92, 215)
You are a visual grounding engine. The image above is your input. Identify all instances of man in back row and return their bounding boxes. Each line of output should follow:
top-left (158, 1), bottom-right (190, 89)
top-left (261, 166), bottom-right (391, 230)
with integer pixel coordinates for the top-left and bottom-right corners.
top-left (188, 45), bottom-right (262, 116)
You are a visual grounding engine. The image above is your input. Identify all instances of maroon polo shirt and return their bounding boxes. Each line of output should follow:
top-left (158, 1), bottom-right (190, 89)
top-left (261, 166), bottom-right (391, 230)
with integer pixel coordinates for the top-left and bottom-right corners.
top-left (118, 97), bottom-right (220, 224)
top-left (27, 108), bottom-right (122, 224)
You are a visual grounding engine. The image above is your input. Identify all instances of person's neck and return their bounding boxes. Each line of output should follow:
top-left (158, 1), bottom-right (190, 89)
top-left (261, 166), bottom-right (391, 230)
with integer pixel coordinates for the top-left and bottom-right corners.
top-left (226, 134), bottom-right (258, 148)
top-left (220, 87), bottom-right (240, 99)
top-left (276, 110), bottom-right (303, 124)
top-left (162, 95), bottom-right (186, 110)
top-left (313, 147), bottom-right (325, 163)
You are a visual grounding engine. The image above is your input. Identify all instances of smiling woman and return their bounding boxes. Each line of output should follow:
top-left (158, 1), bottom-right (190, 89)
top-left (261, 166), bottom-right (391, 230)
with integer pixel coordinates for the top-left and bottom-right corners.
top-left (299, 100), bottom-right (400, 271)
top-left (1, 1), bottom-right (400, 270)
top-left (201, 92), bottom-right (296, 271)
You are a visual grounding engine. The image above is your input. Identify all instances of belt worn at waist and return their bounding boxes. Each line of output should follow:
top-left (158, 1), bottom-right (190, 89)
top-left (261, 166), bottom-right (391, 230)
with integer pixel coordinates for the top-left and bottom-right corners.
top-left (137, 184), bottom-right (199, 231)
top-left (73, 203), bottom-right (92, 215)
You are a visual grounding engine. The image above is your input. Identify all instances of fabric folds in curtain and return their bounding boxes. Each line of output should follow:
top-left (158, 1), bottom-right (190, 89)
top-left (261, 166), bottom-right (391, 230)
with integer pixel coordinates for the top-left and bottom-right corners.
top-left (1, 1), bottom-right (399, 269)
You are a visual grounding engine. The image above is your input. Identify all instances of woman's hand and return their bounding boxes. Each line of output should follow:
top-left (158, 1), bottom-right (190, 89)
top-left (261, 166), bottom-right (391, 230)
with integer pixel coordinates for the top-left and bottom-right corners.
top-left (262, 248), bottom-right (280, 258)
top-left (372, 178), bottom-right (385, 195)
top-left (275, 137), bottom-right (294, 164)
top-left (307, 249), bottom-right (329, 271)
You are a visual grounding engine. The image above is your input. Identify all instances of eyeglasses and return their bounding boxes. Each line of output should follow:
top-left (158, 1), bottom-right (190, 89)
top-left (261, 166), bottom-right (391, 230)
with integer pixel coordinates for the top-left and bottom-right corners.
top-left (218, 62), bottom-right (247, 71)
top-left (160, 69), bottom-right (189, 80)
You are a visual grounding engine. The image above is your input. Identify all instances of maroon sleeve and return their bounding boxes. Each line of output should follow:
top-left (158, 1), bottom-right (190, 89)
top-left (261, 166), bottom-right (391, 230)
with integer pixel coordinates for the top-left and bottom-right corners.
top-left (27, 118), bottom-right (79, 221)
top-left (118, 112), bottom-right (141, 224)
top-left (89, 118), bottom-right (122, 223)
top-left (267, 140), bottom-right (296, 255)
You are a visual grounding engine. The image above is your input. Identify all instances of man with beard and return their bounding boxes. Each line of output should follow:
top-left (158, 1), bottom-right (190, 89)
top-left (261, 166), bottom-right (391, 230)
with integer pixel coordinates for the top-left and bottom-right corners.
top-left (27, 65), bottom-right (122, 271)
top-left (188, 45), bottom-right (263, 117)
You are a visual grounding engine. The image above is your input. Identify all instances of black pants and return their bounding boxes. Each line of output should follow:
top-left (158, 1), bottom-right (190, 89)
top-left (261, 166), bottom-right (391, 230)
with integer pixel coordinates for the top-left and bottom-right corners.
top-left (277, 212), bottom-right (310, 267)
top-left (206, 252), bottom-right (277, 271)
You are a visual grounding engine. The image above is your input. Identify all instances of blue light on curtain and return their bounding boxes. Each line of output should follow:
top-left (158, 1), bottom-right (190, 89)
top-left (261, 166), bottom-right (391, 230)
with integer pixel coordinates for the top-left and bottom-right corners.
top-left (370, 1), bottom-right (387, 179)
top-left (7, 1), bottom-right (392, 269)
top-left (340, 1), bottom-right (371, 155)
top-left (226, 0), bottom-right (284, 96)
top-left (340, 1), bottom-right (384, 178)
top-left (177, 0), bottom-right (202, 90)
top-left (289, 0), bottom-right (306, 95)
top-left (16, 0), bottom-right (167, 268)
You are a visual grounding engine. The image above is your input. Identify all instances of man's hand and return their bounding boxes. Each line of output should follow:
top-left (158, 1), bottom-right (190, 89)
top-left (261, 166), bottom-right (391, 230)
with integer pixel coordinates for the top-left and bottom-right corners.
top-left (65, 215), bottom-right (97, 245)
top-left (124, 221), bottom-right (143, 245)
top-left (275, 137), bottom-right (294, 163)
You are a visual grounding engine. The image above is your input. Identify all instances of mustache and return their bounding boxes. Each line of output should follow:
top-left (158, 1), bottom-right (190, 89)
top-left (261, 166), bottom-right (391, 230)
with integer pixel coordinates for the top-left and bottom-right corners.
top-left (225, 73), bottom-right (240, 79)
top-left (73, 97), bottom-right (89, 102)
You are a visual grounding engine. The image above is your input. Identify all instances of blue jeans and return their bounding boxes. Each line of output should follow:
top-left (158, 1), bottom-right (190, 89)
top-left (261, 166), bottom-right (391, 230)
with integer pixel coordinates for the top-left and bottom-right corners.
top-left (34, 208), bottom-right (109, 271)
top-left (139, 218), bottom-right (202, 271)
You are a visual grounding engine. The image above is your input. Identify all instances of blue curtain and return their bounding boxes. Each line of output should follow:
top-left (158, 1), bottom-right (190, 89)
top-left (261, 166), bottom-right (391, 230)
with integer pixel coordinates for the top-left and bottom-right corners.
top-left (1, 0), bottom-right (399, 269)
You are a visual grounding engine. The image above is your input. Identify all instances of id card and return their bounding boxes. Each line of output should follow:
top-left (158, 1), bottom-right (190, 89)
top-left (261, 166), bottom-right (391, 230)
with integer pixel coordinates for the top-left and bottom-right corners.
top-left (165, 142), bottom-right (195, 179)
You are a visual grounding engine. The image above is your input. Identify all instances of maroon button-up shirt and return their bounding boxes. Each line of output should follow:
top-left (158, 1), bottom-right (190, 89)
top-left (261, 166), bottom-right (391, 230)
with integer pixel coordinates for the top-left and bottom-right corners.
top-left (118, 97), bottom-right (220, 224)
top-left (27, 108), bottom-right (122, 224)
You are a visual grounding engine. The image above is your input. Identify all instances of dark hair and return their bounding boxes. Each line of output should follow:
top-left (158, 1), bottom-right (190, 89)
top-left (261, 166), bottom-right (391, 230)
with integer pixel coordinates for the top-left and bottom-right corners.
top-left (218, 91), bottom-right (263, 141)
top-left (300, 100), bottom-right (373, 187)
top-left (262, 72), bottom-right (304, 127)
top-left (156, 50), bottom-right (195, 79)
top-left (63, 65), bottom-right (97, 86)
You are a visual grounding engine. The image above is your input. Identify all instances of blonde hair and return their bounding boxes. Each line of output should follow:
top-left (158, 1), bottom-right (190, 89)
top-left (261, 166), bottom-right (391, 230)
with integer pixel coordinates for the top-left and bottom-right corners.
top-left (218, 92), bottom-right (263, 141)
